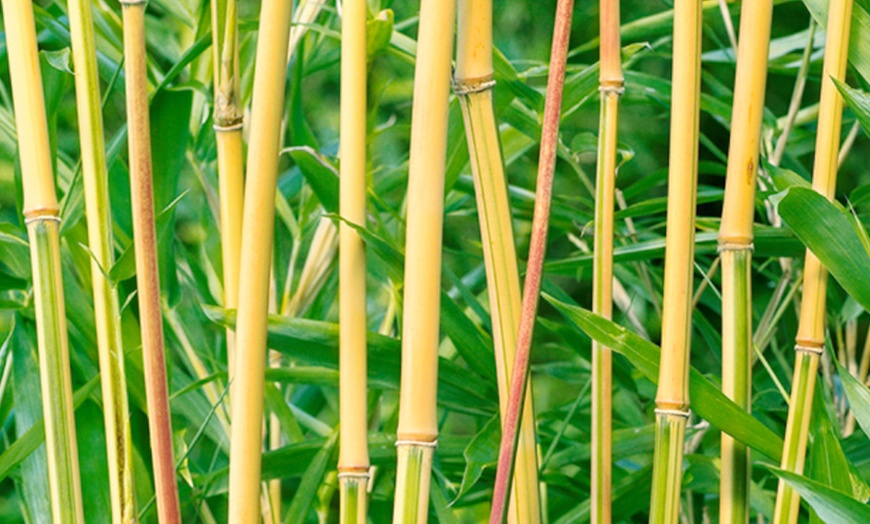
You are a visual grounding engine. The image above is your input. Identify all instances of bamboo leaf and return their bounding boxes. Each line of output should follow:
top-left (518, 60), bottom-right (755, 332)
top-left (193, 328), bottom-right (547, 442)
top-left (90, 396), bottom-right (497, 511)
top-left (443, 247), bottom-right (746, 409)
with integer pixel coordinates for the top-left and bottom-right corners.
top-left (283, 430), bottom-right (337, 523)
top-left (802, 0), bottom-right (870, 84)
top-left (777, 186), bottom-right (870, 312)
top-left (834, 359), bottom-right (870, 455)
top-left (769, 467), bottom-right (870, 522)
top-left (285, 146), bottom-right (340, 214)
top-left (545, 295), bottom-right (784, 461)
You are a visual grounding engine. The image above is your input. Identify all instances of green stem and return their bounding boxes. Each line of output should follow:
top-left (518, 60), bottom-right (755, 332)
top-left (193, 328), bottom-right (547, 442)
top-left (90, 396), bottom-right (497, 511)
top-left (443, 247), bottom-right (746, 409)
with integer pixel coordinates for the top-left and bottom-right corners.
top-left (339, 474), bottom-right (368, 524)
top-left (394, 443), bottom-right (435, 524)
top-left (649, 412), bottom-right (688, 524)
top-left (28, 218), bottom-right (85, 524)
top-left (719, 248), bottom-right (751, 524)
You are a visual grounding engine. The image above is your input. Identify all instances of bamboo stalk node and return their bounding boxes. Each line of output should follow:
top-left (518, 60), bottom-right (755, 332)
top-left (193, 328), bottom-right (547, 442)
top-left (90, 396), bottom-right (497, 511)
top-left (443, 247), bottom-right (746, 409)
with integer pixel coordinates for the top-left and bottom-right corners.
top-left (337, 471), bottom-right (370, 479)
top-left (395, 439), bottom-right (438, 448)
top-left (23, 212), bottom-right (61, 224)
top-left (654, 407), bottom-right (690, 419)
top-left (119, 0), bottom-right (146, 5)
top-left (717, 240), bottom-right (753, 252)
top-left (794, 342), bottom-right (824, 356)
top-left (452, 76), bottom-right (496, 96)
top-left (598, 79), bottom-right (624, 95)
top-left (213, 122), bottom-right (244, 132)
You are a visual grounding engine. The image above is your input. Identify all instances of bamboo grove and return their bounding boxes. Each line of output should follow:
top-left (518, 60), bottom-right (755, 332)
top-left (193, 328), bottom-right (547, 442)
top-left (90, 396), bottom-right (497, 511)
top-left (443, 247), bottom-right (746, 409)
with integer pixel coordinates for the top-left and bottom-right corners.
top-left (5, 0), bottom-right (870, 522)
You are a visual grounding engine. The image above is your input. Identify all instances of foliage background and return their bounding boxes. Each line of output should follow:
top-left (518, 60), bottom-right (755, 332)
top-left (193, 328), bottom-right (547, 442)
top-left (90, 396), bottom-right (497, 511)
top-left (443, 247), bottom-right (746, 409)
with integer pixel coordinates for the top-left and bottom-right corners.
top-left (1, 0), bottom-right (870, 522)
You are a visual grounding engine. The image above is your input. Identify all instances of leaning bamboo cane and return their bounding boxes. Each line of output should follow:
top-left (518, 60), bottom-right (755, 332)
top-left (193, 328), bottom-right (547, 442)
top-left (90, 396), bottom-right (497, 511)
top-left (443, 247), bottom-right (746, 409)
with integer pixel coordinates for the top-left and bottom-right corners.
top-left (121, 2), bottom-right (182, 522)
top-left (226, 0), bottom-right (294, 519)
top-left (2, 0), bottom-right (84, 520)
top-left (338, 0), bottom-right (370, 522)
top-left (68, 0), bottom-right (137, 519)
top-left (454, 0), bottom-right (541, 522)
top-left (489, 0), bottom-right (574, 521)
top-left (717, 1), bottom-right (774, 522)
top-left (772, 1), bottom-right (853, 523)
top-left (648, 0), bottom-right (702, 522)
top-left (591, 0), bottom-right (623, 521)
top-left (392, 0), bottom-right (456, 522)
top-left (210, 0), bottom-right (244, 382)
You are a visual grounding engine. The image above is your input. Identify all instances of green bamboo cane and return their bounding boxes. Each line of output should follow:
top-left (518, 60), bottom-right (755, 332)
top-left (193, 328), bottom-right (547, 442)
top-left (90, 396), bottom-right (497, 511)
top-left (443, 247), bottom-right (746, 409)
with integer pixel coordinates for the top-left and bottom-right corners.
top-left (454, 0), bottom-right (541, 522)
top-left (67, 0), bottom-right (137, 519)
top-left (592, 0), bottom-right (623, 521)
top-left (717, 1), bottom-right (774, 522)
top-left (648, 0), bottom-right (702, 522)
top-left (226, 0), bottom-right (294, 518)
top-left (121, 1), bottom-right (182, 521)
top-left (1, 0), bottom-right (84, 521)
top-left (772, 1), bottom-right (853, 522)
top-left (392, 0), bottom-right (456, 521)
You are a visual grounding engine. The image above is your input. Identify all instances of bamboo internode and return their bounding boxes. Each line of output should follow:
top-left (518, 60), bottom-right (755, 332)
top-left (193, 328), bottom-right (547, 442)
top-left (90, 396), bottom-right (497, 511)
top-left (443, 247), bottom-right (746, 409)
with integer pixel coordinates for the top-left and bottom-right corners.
top-left (456, 0), bottom-right (541, 522)
top-left (717, 0), bottom-right (774, 522)
top-left (227, 0), bottom-right (294, 519)
top-left (649, 0), bottom-right (702, 521)
top-left (121, 2), bottom-right (182, 521)
top-left (773, 0), bottom-right (853, 522)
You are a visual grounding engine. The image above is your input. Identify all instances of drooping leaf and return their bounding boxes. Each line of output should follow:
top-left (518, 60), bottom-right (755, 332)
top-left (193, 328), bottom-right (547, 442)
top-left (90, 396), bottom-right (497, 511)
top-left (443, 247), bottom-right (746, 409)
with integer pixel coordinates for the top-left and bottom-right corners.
top-left (770, 467), bottom-right (870, 523)
top-left (545, 295), bottom-right (783, 461)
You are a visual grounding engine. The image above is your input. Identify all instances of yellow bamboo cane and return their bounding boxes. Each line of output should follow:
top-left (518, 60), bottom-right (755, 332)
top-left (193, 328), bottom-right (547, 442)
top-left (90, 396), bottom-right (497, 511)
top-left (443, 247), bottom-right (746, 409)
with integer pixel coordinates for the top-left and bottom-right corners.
top-left (68, 0), bottom-right (137, 519)
top-left (226, 0), bottom-right (294, 519)
top-left (455, 0), bottom-right (541, 522)
top-left (121, 1), bottom-right (181, 521)
top-left (2, 0), bottom-right (85, 520)
top-left (772, 1), bottom-right (853, 522)
top-left (338, 0), bottom-right (370, 522)
top-left (393, 0), bottom-right (457, 522)
top-left (717, 1), bottom-right (774, 522)
top-left (648, 0), bottom-right (702, 522)
top-left (592, 0), bottom-right (623, 521)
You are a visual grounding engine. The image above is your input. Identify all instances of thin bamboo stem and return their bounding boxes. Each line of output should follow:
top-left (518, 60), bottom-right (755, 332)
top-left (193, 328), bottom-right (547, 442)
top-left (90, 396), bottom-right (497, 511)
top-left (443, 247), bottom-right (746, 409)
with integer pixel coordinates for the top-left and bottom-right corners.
top-left (648, 0), bottom-right (702, 521)
top-left (226, 0), bottom-right (294, 518)
top-left (392, 0), bottom-right (456, 520)
top-left (67, 0), bottom-right (136, 519)
top-left (211, 0), bottom-right (244, 381)
top-left (592, 0), bottom-right (623, 521)
top-left (773, 0), bottom-right (853, 522)
top-left (489, 0), bottom-right (574, 521)
top-left (338, 0), bottom-right (370, 521)
top-left (717, 0), bottom-right (774, 521)
top-left (121, 2), bottom-right (181, 522)
top-left (2, 0), bottom-right (85, 521)
top-left (455, 0), bottom-right (540, 522)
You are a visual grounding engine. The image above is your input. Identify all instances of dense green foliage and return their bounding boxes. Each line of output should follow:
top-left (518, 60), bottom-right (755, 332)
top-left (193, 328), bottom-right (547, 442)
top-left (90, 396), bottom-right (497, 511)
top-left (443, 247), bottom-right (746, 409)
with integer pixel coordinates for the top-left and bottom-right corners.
top-left (2, 0), bottom-right (870, 521)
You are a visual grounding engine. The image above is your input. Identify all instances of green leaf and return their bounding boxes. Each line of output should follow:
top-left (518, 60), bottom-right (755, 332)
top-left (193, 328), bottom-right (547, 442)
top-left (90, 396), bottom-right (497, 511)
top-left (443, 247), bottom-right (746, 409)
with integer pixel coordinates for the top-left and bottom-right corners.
top-left (40, 48), bottom-right (74, 75)
top-left (366, 9), bottom-right (394, 62)
top-left (778, 186), bottom-right (870, 312)
top-left (835, 359), bottom-right (870, 457)
top-left (835, 80), bottom-right (870, 141)
top-left (802, 0), bottom-right (870, 85)
top-left (770, 467), bottom-right (870, 523)
top-left (545, 295), bottom-right (784, 461)
top-left (453, 415), bottom-right (500, 503)
top-left (285, 146), bottom-right (339, 214)
top-left (283, 430), bottom-right (337, 523)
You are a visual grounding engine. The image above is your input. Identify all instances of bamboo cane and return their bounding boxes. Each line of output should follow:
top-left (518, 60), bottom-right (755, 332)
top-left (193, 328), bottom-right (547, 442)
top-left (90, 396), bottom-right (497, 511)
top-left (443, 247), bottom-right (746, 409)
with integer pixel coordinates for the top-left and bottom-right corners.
top-left (392, 0), bottom-right (456, 522)
top-left (772, 1), bottom-right (853, 522)
top-left (648, 0), bottom-right (702, 522)
top-left (454, 0), bottom-right (541, 522)
top-left (338, 0), bottom-right (370, 521)
top-left (591, 0), bottom-right (623, 521)
top-left (489, 0), bottom-right (574, 521)
top-left (211, 0), bottom-right (244, 382)
top-left (68, 0), bottom-right (137, 519)
top-left (226, 0), bottom-right (294, 519)
top-left (2, 0), bottom-right (85, 520)
top-left (120, 2), bottom-right (182, 522)
top-left (717, 1), bottom-right (774, 522)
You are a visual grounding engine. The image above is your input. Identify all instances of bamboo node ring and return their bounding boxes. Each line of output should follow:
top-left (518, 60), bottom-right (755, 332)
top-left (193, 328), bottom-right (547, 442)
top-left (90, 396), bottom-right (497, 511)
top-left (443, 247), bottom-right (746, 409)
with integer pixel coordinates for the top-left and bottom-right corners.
top-left (213, 122), bottom-right (244, 132)
top-left (337, 471), bottom-right (370, 480)
top-left (717, 241), bottom-right (754, 253)
top-left (598, 84), bottom-right (625, 95)
top-left (794, 343), bottom-right (824, 356)
top-left (654, 408), bottom-right (690, 419)
top-left (452, 77), bottom-right (496, 96)
top-left (395, 439), bottom-right (438, 448)
top-left (24, 213), bottom-right (61, 225)
top-left (119, 0), bottom-right (147, 5)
